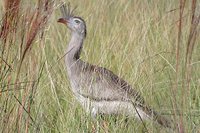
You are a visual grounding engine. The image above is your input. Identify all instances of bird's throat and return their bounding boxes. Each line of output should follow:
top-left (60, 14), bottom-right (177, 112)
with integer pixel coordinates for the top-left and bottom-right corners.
top-left (65, 32), bottom-right (84, 66)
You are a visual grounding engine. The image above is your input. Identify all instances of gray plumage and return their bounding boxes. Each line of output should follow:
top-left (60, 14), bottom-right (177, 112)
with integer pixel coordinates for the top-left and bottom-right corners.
top-left (58, 3), bottom-right (173, 129)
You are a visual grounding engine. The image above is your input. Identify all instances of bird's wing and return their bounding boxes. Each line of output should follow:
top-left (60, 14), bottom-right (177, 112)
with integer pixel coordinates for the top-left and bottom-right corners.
top-left (78, 62), bottom-right (173, 128)
top-left (79, 63), bottom-right (145, 105)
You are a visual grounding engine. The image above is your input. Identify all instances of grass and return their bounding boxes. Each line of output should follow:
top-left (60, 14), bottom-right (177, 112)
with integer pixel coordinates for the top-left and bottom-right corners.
top-left (0, 0), bottom-right (200, 132)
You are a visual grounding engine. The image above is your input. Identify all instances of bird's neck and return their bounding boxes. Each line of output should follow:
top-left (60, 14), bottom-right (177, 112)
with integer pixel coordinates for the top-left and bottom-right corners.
top-left (65, 32), bottom-right (84, 66)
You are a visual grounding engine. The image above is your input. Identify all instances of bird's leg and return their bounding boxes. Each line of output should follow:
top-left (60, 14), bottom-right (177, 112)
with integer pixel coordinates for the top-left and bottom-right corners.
top-left (91, 107), bottom-right (98, 118)
top-left (91, 123), bottom-right (96, 133)
top-left (102, 120), bottom-right (109, 133)
top-left (90, 107), bottom-right (101, 133)
top-left (91, 111), bottom-right (110, 133)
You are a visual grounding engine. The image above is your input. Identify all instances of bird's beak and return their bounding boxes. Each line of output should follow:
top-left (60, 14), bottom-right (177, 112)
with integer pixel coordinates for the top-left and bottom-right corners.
top-left (57, 18), bottom-right (68, 25)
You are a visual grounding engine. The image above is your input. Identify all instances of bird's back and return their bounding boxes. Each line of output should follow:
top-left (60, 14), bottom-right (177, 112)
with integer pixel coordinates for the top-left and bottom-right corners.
top-left (67, 59), bottom-right (173, 129)
top-left (68, 60), bottom-right (144, 103)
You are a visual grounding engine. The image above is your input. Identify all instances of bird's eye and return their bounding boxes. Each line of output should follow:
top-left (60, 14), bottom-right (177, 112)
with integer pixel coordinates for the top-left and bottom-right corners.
top-left (74, 19), bottom-right (80, 24)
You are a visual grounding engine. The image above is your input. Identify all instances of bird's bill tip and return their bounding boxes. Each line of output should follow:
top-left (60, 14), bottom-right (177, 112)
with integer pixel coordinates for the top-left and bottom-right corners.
top-left (57, 18), bottom-right (68, 25)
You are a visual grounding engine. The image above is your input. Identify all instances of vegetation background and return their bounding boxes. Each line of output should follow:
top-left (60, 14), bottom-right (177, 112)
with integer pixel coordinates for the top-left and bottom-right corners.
top-left (0, 0), bottom-right (199, 132)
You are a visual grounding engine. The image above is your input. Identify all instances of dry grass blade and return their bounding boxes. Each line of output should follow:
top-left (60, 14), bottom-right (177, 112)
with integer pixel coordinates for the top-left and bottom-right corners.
top-left (14, 0), bottom-right (54, 88)
top-left (185, 0), bottom-right (200, 66)
top-left (7, 0), bottom-right (54, 132)
top-left (0, 0), bottom-right (54, 131)
top-left (21, 0), bottom-right (54, 62)
top-left (0, 0), bottom-right (20, 43)
top-left (13, 0), bottom-right (54, 101)
top-left (175, 0), bottom-right (200, 132)
top-left (173, 0), bottom-right (186, 132)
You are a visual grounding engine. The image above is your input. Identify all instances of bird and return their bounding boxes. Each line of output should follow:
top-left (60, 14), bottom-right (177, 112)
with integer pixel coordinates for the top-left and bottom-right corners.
top-left (57, 3), bottom-right (173, 129)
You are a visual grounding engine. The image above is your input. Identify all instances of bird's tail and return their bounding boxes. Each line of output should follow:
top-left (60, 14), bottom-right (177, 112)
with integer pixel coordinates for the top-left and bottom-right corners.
top-left (138, 105), bottom-right (175, 129)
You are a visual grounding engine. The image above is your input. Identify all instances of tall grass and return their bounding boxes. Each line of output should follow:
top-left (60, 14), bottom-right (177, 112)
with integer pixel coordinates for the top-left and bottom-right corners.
top-left (0, 0), bottom-right (200, 132)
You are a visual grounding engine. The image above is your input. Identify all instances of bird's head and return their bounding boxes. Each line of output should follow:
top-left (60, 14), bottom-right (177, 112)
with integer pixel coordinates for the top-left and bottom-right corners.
top-left (58, 4), bottom-right (87, 38)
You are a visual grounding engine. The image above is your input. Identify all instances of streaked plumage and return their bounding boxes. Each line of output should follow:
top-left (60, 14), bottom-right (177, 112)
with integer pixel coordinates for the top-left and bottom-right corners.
top-left (58, 3), bottom-right (173, 129)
